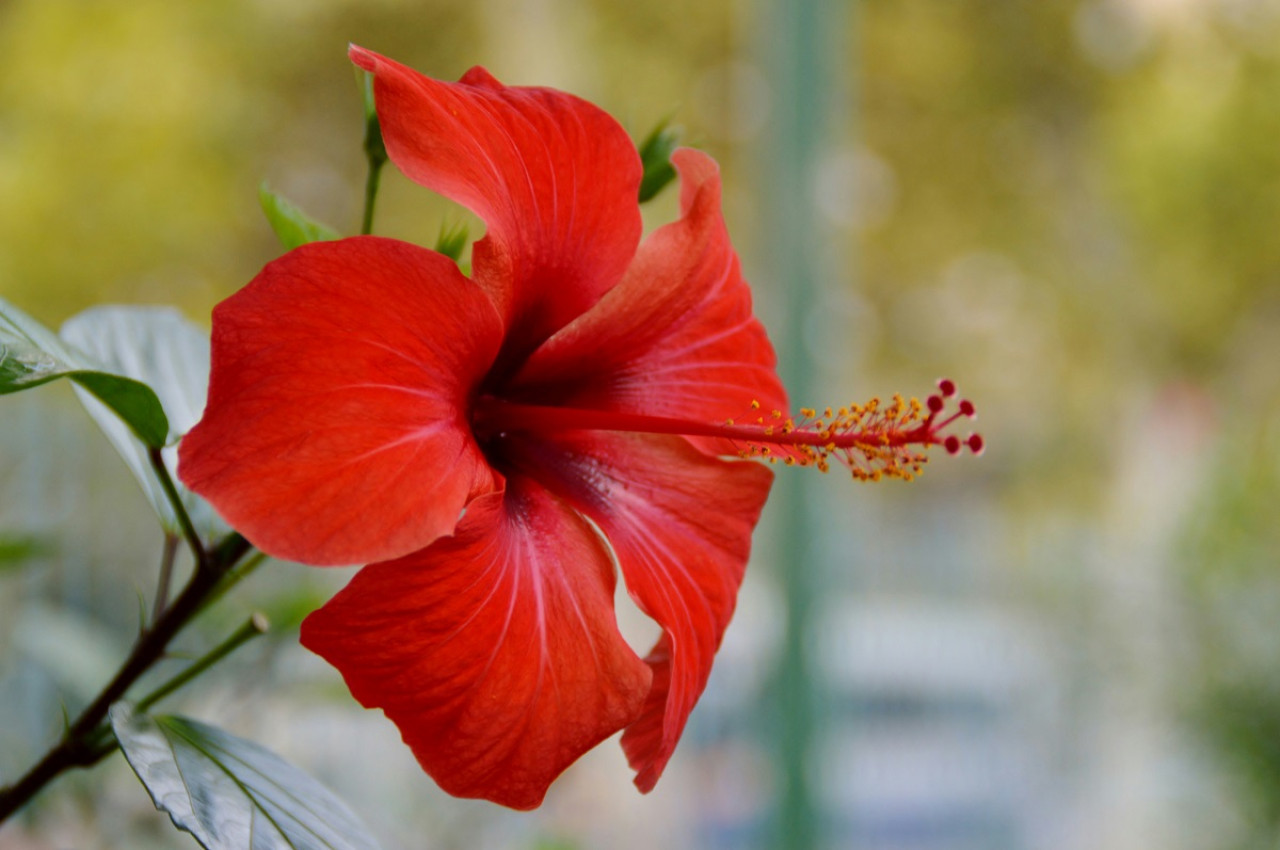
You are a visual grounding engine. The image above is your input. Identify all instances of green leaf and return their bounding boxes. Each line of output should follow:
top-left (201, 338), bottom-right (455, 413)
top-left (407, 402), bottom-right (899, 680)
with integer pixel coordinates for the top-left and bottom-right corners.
top-left (637, 120), bottom-right (681, 203)
top-left (433, 218), bottom-right (470, 263)
top-left (259, 184), bottom-right (341, 250)
top-left (0, 296), bottom-right (169, 447)
top-left (60, 307), bottom-right (228, 538)
top-left (111, 704), bottom-right (382, 850)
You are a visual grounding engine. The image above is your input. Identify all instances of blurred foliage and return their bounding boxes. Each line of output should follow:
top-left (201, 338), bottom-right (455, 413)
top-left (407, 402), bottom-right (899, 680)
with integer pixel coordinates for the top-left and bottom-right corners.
top-left (0, 533), bottom-right (51, 570)
top-left (857, 0), bottom-right (1280, 507)
top-left (855, 2), bottom-right (1280, 840)
top-left (1179, 416), bottom-right (1280, 845)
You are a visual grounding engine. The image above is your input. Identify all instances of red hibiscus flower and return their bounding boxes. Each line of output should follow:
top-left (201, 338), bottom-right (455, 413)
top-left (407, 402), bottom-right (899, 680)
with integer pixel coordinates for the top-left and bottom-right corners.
top-left (179, 46), bottom-right (979, 810)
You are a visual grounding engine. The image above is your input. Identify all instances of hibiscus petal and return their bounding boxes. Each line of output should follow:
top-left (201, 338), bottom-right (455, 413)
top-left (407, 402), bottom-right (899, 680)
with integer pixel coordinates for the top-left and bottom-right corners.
top-left (350, 46), bottom-right (643, 364)
top-left (299, 482), bottom-right (651, 810)
top-left (510, 431), bottom-right (773, 791)
top-left (510, 147), bottom-right (787, 451)
top-left (178, 237), bottom-right (502, 565)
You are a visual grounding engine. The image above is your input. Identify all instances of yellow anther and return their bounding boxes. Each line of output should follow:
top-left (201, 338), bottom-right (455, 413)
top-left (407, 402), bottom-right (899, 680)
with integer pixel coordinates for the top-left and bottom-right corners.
top-left (747, 388), bottom-right (952, 485)
top-left (750, 400), bottom-right (761, 410)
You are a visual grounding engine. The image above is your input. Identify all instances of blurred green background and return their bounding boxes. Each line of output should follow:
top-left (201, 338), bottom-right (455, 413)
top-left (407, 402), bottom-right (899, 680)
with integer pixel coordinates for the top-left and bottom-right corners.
top-left (3, 0), bottom-right (1280, 848)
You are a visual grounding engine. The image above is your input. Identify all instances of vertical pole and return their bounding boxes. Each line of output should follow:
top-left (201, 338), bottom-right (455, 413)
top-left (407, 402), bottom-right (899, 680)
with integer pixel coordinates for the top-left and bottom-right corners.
top-left (758, 0), bottom-right (849, 848)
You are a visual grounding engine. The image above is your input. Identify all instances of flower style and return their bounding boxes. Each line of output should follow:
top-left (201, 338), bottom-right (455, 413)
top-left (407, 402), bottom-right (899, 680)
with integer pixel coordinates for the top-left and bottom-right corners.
top-left (178, 47), bottom-right (980, 810)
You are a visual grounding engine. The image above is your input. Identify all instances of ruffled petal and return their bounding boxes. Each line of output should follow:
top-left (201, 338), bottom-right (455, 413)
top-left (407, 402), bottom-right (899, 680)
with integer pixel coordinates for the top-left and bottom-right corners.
top-left (179, 237), bottom-right (501, 566)
top-left (509, 147), bottom-right (787, 452)
top-left (350, 46), bottom-right (643, 364)
top-left (508, 430), bottom-right (773, 791)
top-left (299, 481), bottom-right (651, 810)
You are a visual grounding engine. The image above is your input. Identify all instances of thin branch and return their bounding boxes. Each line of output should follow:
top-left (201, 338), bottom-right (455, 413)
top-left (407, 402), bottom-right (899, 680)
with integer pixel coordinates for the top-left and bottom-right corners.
top-left (152, 533), bottom-right (180, 627)
top-left (0, 533), bottom-right (252, 824)
top-left (136, 613), bottom-right (269, 714)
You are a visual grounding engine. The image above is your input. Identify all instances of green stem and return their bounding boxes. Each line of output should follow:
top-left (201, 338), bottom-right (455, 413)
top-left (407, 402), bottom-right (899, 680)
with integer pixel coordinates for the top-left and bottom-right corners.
top-left (148, 447), bottom-right (209, 572)
top-left (359, 70), bottom-right (387, 236)
top-left (360, 159), bottom-right (384, 236)
top-left (135, 613), bottom-right (270, 714)
top-left (196, 551), bottom-right (267, 617)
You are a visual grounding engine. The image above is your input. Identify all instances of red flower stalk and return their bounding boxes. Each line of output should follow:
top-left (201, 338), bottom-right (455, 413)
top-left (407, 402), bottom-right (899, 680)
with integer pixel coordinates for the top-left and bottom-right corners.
top-left (178, 47), bottom-right (980, 809)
